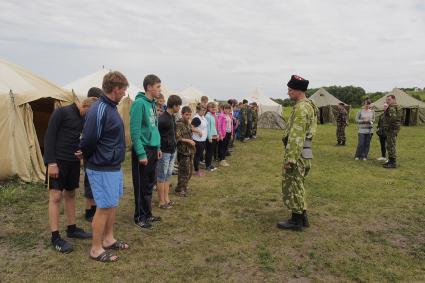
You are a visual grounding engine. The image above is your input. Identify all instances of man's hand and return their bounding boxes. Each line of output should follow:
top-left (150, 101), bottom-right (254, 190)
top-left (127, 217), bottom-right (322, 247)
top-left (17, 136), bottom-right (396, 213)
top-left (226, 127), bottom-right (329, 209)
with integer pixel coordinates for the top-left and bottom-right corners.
top-left (48, 163), bottom-right (59, 179)
top-left (74, 150), bottom-right (83, 160)
top-left (157, 151), bottom-right (163, 160)
top-left (139, 158), bottom-right (148, 166)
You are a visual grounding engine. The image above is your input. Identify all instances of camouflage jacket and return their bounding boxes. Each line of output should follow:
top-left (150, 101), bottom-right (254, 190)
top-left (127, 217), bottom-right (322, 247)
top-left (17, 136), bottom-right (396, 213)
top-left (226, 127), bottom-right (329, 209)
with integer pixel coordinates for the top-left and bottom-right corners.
top-left (176, 119), bottom-right (195, 156)
top-left (239, 105), bottom-right (248, 124)
top-left (383, 104), bottom-right (401, 133)
top-left (283, 98), bottom-right (318, 164)
top-left (252, 108), bottom-right (259, 123)
top-left (336, 108), bottom-right (347, 126)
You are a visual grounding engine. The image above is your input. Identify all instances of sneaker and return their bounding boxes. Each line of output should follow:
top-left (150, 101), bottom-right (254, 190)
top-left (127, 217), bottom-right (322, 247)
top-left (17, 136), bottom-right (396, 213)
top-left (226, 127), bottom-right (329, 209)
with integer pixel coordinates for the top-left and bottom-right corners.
top-left (362, 158), bottom-right (367, 161)
top-left (252, 135), bottom-right (257, 139)
top-left (206, 166), bottom-right (217, 172)
top-left (220, 160), bottom-right (229, 167)
top-left (52, 238), bottom-right (73, 253)
top-left (147, 216), bottom-right (162, 222)
top-left (67, 227), bottom-right (92, 239)
top-left (354, 157), bottom-right (359, 160)
top-left (376, 157), bottom-right (386, 161)
top-left (135, 220), bottom-right (152, 230)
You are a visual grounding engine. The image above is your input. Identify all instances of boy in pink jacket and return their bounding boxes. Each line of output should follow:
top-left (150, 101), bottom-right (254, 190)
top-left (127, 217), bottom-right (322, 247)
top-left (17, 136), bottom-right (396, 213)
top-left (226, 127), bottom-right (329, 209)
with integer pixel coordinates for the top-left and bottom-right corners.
top-left (217, 104), bottom-right (234, 167)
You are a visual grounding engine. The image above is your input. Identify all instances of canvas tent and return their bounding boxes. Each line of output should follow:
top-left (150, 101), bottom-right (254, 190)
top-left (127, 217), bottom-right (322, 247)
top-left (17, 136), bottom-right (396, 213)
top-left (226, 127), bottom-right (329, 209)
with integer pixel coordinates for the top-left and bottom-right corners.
top-left (373, 88), bottom-right (425, 126)
top-left (64, 69), bottom-right (144, 146)
top-left (179, 86), bottom-right (212, 106)
top-left (244, 88), bottom-right (282, 116)
top-left (309, 88), bottom-right (350, 124)
top-left (0, 58), bottom-right (76, 182)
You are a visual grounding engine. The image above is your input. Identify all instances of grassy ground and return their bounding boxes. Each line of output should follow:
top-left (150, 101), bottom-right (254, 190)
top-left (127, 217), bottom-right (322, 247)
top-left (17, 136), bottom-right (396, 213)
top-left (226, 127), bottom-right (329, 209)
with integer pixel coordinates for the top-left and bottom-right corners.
top-left (1, 125), bottom-right (425, 282)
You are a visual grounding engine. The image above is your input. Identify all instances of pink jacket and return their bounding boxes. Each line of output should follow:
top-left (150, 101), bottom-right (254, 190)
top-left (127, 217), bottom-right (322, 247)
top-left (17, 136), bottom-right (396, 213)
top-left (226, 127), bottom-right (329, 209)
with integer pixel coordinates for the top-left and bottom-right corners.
top-left (218, 112), bottom-right (234, 139)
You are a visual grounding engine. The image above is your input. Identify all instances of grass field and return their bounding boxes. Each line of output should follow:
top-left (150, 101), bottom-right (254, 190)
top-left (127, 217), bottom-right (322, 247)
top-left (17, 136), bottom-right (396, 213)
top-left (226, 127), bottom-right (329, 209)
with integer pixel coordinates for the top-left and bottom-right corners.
top-left (1, 124), bottom-right (425, 282)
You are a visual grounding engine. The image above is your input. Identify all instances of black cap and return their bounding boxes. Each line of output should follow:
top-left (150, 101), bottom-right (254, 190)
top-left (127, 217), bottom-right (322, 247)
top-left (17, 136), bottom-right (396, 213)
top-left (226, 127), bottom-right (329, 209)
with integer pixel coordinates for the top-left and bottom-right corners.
top-left (287, 75), bottom-right (309, 92)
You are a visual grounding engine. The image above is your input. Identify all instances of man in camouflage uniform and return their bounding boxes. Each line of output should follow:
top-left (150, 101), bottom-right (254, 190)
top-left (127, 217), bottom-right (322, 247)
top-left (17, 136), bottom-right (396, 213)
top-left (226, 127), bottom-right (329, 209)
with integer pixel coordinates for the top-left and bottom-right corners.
top-left (175, 106), bottom-right (196, 196)
top-left (251, 102), bottom-right (259, 139)
top-left (277, 75), bottom-right (318, 231)
top-left (383, 95), bottom-right (401, 168)
top-left (336, 102), bottom-right (348, 146)
top-left (238, 100), bottom-right (249, 141)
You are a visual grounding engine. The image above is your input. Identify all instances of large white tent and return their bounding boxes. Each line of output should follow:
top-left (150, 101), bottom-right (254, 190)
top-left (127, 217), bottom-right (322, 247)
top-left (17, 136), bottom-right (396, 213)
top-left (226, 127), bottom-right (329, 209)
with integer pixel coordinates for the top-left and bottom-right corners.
top-left (64, 68), bottom-right (143, 146)
top-left (244, 88), bottom-right (282, 116)
top-left (0, 58), bottom-right (75, 181)
top-left (179, 86), bottom-right (212, 106)
top-left (64, 68), bottom-right (142, 100)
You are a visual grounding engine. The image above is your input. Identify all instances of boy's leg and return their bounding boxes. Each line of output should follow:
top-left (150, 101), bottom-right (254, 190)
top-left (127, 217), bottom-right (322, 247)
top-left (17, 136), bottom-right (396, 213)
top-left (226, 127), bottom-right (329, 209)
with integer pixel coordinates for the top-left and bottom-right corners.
top-left (157, 182), bottom-right (166, 205)
top-left (131, 148), bottom-right (143, 223)
top-left (90, 208), bottom-right (115, 258)
top-left (49, 190), bottom-right (62, 233)
top-left (177, 154), bottom-right (190, 193)
top-left (205, 141), bottom-right (212, 168)
top-left (140, 150), bottom-right (157, 219)
top-left (63, 190), bottom-right (76, 226)
top-left (102, 207), bottom-right (116, 246)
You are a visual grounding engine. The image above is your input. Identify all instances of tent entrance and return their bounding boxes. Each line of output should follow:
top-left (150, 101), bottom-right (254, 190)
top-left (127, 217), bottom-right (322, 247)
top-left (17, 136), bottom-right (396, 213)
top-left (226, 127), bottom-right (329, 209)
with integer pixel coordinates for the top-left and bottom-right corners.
top-left (29, 98), bottom-right (55, 154)
top-left (319, 108), bottom-right (324, 124)
top-left (404, 108), bottom-right (411, 126)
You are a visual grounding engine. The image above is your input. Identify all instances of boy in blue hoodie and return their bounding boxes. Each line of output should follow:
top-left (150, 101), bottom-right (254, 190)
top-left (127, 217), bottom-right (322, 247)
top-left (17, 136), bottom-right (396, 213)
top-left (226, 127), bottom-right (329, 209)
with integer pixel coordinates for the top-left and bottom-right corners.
top-left (130, 74), bottom-right (162, 230)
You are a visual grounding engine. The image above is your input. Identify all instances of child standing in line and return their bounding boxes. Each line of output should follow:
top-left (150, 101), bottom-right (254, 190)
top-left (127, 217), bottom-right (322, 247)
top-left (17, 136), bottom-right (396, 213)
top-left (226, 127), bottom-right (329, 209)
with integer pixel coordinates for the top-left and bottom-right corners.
top-left (205, 102), bottom-right (219, 172)
top-left (191, 103), bottom-right (208, 177)
top-left (217, 104), bottom-right (234, 167)
top-left (175, 106), bottom-right (196, 197)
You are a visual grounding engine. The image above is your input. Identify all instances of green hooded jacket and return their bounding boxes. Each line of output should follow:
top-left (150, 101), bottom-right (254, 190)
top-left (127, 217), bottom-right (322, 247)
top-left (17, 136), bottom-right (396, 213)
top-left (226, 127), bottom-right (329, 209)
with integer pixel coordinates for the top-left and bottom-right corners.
top-left (130, 92), bottom-right (161, 160)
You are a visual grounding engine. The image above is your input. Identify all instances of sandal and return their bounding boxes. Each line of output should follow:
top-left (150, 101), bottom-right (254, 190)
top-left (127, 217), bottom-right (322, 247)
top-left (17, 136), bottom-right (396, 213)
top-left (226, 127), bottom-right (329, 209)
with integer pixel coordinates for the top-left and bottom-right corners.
top-left (90, 250), bottom-right (118, 262)
top-left (103, 240), bottom-right (129, 250)
top-left (167, 200), bottom-right (176, 206)
top-left (158, 204), bottom-right (170, 209)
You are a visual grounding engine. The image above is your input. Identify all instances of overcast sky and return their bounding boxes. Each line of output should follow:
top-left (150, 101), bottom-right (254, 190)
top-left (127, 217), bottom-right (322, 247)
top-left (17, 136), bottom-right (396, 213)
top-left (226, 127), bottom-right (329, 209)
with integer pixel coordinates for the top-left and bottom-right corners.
top-left (1, 0), bottom-right (425, 100)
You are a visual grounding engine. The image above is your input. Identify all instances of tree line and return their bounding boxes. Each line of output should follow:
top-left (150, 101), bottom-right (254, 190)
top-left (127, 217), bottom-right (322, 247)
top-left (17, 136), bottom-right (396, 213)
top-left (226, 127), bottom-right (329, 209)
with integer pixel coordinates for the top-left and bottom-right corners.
top-left (271, 86), bottom-right (425, 108)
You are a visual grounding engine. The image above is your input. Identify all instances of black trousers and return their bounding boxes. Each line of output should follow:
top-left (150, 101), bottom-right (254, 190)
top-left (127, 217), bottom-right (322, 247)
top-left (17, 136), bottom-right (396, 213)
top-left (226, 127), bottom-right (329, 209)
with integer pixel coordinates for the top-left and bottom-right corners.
top-left (132, 147), bottom-right (158, 223)
top-left (205, 140), bottom-right (217, 168)
top-left (378, 135), bottom-right (386, 158)
top-left (218, 133), bottom-right (231, 161)
top-left (194, 141), bottom-right (206, 171)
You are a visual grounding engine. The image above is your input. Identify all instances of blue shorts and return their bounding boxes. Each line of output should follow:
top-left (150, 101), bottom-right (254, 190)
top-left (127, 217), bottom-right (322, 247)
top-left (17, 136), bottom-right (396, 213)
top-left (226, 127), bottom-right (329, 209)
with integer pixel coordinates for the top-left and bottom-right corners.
top-left (156, 151), bottom-right (176, 182)
top-left (86, 169), bottom-right (123, 208)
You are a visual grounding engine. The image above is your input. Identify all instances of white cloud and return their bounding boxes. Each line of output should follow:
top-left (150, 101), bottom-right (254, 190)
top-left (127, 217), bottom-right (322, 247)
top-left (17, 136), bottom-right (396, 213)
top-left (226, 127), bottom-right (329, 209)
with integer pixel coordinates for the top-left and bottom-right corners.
top-left (1, 0), bottom-right (425, 100)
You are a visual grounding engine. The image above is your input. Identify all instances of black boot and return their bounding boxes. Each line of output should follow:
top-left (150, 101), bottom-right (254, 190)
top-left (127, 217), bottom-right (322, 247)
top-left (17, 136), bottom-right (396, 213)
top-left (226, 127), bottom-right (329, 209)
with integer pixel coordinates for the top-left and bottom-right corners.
top-left (383, 158), bottom-right (397, 168)
top-left (341, 141), bottom-right (346, 146)
top-left (302, 210), bottom-right (310, 227)
top-left (277, 213), bottom-right (303, 231)
top-left (336, 141), bottom-right (341, 146)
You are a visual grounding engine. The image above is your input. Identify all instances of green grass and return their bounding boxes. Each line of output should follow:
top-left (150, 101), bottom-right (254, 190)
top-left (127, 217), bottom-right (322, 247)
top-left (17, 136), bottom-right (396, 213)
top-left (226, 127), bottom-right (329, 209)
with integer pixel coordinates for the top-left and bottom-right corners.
top-left (1, 125), bottom-right (425, 282)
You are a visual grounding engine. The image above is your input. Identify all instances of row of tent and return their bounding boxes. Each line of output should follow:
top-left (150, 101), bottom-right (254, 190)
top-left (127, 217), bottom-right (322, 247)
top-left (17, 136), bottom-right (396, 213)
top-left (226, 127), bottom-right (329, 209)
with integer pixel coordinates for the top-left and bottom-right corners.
top-left (0, 58), bottom-right (282, 182)
top-left (309, 88), bottom-right (425, 126)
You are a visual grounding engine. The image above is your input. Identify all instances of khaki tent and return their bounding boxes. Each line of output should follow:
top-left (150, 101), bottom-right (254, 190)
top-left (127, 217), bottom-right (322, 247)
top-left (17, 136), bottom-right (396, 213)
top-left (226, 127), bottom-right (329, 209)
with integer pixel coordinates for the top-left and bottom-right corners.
top-left (244, 88), bottom-right (283, 116)
top-left (64, 69), bottom-right (143, 146)
top-left (309, 88), bottom-right (350, 124)
top-left (179, 86), bottom-right (213, 113)
top-left (373, 88), bottom-right (425, 126)
top-left (0, 58), bottom-right (75, 181)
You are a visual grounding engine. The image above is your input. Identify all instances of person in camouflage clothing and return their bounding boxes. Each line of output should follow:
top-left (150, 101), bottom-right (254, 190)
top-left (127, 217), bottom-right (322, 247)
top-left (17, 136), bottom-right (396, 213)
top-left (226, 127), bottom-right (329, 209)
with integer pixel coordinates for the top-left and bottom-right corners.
top-left (336, 102), bottom-right (348, 146)
top-left (251, 102), bottom-right (259, 139)
top-left (175, 106), bottom-right (196, 196)
top-left (277, 75), bottom-right (318, 231)
top-left (238, 100), bottom-right (249, 141)
top-left (382, 95), bottom-right (401, 168)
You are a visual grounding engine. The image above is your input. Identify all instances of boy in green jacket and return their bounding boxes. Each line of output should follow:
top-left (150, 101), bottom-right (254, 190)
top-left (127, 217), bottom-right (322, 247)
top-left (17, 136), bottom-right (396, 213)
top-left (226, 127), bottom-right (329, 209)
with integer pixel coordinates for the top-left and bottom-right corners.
top-left (130, 74), bottom-right (162, 230)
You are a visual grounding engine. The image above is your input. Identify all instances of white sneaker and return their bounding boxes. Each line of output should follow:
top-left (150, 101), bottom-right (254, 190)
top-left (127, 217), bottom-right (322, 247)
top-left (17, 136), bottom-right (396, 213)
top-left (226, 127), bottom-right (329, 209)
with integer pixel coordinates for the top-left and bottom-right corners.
top-left (362, 158), bottom-right (367, 161)
top-left (354, 157), bottom-right (359, 160)
top-left (376, 157), bottom-right (386, 161)
top-left (219, 160), bottom-right (229, 167)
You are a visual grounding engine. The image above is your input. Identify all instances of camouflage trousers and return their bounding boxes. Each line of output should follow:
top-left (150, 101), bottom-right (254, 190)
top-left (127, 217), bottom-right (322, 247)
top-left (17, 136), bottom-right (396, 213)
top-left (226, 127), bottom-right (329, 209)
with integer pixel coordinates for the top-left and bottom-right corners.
top-left (282, 158), bottom-right (311, 214)
top-left (176, 153), bottom-right (194, 192)
top-left (239, 122), bottom-right (247, 139)
top-left (252, 121), bottom-right (258, 136)
top-left (385, 132), bottom-right (397, 159)
top-left (336, 124), bottom-right (346, 142)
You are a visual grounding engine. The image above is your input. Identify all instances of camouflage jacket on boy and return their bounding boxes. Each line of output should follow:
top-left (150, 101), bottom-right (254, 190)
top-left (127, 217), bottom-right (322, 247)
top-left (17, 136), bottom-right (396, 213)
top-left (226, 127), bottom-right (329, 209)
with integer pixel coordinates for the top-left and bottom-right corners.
top-left (176, 119), bottom-right (195, 156)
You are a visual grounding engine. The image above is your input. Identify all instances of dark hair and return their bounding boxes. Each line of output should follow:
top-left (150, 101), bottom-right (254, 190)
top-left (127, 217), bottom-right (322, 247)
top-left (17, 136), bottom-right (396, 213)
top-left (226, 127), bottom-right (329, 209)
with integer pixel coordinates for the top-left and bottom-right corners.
top-left (181, 106), bottom-right (192, 114)
top-left (87, 87), bottom-right (103, 98)
top-left (102, 71), bottom-right (129, 94)
top-left (143, 74), bottom-right (161, 92)
top-left (201, 96), bottom-right (209, 103)
top-left (224, 104), bottom-right (231, 109)
top-left (243, 99), bottom-right (248, 104)
top-left (387, 94), bottom-right (396, 100)
top-left (363, 99), bottom-right (371, 106)
top-left (167, 95), bottom-right (182, 108)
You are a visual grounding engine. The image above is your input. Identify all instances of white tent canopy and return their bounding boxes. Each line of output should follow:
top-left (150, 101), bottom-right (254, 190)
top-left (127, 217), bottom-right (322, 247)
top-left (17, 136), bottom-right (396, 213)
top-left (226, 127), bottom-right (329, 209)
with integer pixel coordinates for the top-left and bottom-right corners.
top-left (64, 68), bottom-right (142, 100)
top-left (244, 88), bottom-right (282, 116)
top-left (179, 86), bottom-right (212, 106)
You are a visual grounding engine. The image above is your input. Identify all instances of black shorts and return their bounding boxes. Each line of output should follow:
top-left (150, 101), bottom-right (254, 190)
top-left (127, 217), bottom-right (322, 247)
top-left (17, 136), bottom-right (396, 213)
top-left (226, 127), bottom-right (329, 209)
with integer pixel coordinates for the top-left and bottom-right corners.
top-left (45, 160), bottom-right (81, 191)
top-left (84, 170), bottom-right (94, 199)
